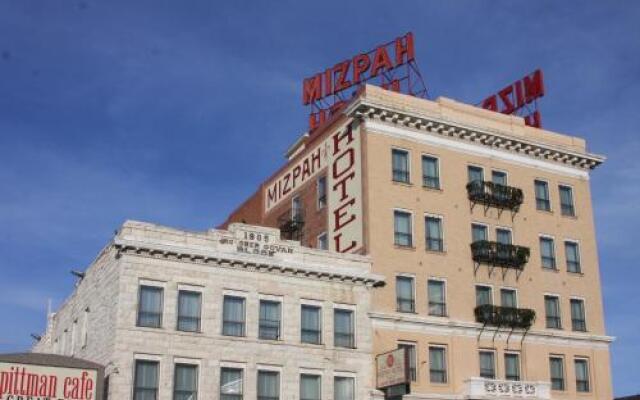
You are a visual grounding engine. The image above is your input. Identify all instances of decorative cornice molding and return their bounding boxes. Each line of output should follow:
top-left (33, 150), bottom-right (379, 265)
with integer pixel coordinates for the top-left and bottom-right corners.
top-left (346, 100), bottom-right (605, 171)
top-left (112, 240), bottom-right (385, 288)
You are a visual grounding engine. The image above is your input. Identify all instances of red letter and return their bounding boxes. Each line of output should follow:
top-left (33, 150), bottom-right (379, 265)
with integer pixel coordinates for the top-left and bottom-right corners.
top-left (481, 95), bottom-right (498, 111)
top-left (323, 67), bottom-right (333, 97)
top-left (332, 148), bottom-right (355, 180)
top-left (371, 46), bottom-right (393, 77)
top-left (498, 85), bottom-right (515, 114)
top-left (334, 232), bottom-right (357, 253)
top-left (523, 69), bottom-right (544, 104)
top-left (302, 74), bottom-right (322, 105)
top-left (395, 32), bottom-right (415, 66)
top-left (352, 54), bottom-right (370, 84)
top-left (332, 125), bottom-right (354, 156)
top-left (333, 61), bottom-right (351, 92)
top-left (334, 198), bottom-right (356, 230)
top-left (332, 171), bottom-right (355, 202)
top-left (524, 111), bottom-right (542, 128)
top-left (514, 79), bottom-right (524, 108)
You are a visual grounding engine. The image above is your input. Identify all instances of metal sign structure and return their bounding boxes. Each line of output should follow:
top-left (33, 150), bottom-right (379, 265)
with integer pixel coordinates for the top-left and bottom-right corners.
top-left (302, 32), bottom-right (428, 131)
top-left (479, 69), bottom-right (545, 128)
top-left (376, 347), bottom-right (410, 399)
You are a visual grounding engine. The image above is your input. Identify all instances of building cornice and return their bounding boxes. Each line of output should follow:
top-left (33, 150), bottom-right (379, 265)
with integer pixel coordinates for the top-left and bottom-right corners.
top-left (369, 311), bottom-right (614, 348)
top-left (346, 100), bottom-right (605, 171)
top-left (112, 238), bottom-right (385, 288)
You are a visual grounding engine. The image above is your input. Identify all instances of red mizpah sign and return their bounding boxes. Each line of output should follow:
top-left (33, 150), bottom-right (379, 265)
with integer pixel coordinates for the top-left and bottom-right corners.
top-left (481, 69), bottom-right (545, 128)
top-left (302, 33), bottom-right (427, 130)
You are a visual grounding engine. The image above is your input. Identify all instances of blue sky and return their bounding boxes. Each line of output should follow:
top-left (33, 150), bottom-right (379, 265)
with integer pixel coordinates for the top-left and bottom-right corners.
top-left (1, 0), bottom-right (638, 395)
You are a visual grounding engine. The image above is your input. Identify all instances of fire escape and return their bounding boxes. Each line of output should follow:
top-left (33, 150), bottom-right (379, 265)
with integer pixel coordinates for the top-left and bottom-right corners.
top-left (278, 207), bottom-right (305, 242)
top-left (466, 180), bottom-right (524, 218)
top-left (475, 304), bottom-right (536, 347)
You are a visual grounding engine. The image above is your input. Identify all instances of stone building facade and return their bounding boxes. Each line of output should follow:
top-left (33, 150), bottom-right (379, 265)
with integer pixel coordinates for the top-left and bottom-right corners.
top-left (33, 221), bottom-right (384, 400)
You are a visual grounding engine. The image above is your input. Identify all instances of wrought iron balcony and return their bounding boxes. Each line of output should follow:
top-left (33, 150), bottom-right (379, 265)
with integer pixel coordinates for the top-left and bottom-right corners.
top-left (471, 240), bottom-right (530, 271)
top-left (278, 208), bottom-right (305, 241)
top-left (474, 304), bottom-right (536, 330)
top-left (466, 180), bottom-right (524, 213)
top-left (464, 377), bottom-right (551, 399)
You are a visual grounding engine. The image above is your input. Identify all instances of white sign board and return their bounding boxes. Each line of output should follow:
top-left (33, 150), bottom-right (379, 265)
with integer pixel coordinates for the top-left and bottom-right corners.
top-left (0, 361), bottom-right (98, 400)
top-left (376, 348), bottom-right (409, 389)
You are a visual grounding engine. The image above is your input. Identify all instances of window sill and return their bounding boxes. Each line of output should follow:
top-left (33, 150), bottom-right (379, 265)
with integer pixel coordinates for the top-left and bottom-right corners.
top-left (546, 327), bottom-right (564, 331)
top-left (542, 267), bottom-right (559, 273)
top-left (394, 245), bottom-right (416, 251)
top-left (392, 180), bottom-right (413, 187)
top-left (428, 314), bottom-right (449, 318)
top-left (425, 249), bottom-right (446, 255)
top-left (567, 270), bottom-right (584, 276)
top-left (561, 213), bottom-right (577, 219)
top-left (536, 209), bottom-right (554, 215)
top-left (422, 185), bottom-right (443, 192)
top-left (396, 310), bottom-right (418, 314)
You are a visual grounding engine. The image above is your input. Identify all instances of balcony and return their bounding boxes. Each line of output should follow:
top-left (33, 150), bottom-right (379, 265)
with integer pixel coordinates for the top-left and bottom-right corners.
top-left (475, 304), bottom-right (536, 330)
top-left (464, 377), bottom-right (551, 399)
top-left (466, 180), bottom-right (524, 215)
top-left (278, 208), bottom-right (304, 241)
top-left (471, 240), bottom-right (530, 279)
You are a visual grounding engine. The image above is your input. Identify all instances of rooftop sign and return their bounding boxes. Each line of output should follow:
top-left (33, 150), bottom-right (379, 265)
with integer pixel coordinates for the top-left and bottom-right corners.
top-left (480, 69), bottom-right (545, 128)
top-left (302, 32), bottom-right (427, 131)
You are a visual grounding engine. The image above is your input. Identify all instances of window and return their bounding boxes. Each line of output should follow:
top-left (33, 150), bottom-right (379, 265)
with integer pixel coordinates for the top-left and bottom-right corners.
top-left (220, 368), bottom-right (243, 400)
top-left (428, 279), bottom-right (446, 317)
top-left (177, 290), bottom-right (201, 332)
top-left (500, 288), bottom-right (517, 308)
top-left (565, 241), bottom-right (581, 273)
top-left (545, 295), bottom-right (562, 329)
top-left (422, 155), bottom-right (440, 189)
top-left (429, 346), bottom-right (447, 383)
top-left (292, 196), bottom-right (302, 219)
top-left (137, 286), bottom-right (163, 328)
top-left (575, 359), bottom-right (590, 392)
top-left (425, 216), bottom-right (444, 251)
top-left (301, 305), bottom-right (322, 344)
top-left (535, 180), bottom-right (551, 211)
top-left (173, 364), bottom-right (198, 400)
top-left (471, 224), bottom-right (488, 243)
top-left (491, 170), bottom-right (507, 186)
top-left (392, 149), bottom-right (410, 183)
top-left (300, 374), bottom-right (321, 400)
top-left (549, 357), bottom-right (565, 391)
top-left (468, 166), bottom-right (484, 183)
top-left (259, 300), bottom-right (281, 340)
top-left (133, 360), bottom-right (159, 400)
top-left (398, 343), bottom-right (417, 382)
top-left (334, 309), bottom-right (355, 348)
top-left (396, 276), bottom-right (415, 313)
top-left (317, 176), bottom-right (327, 209)
top-left (496, 228), bottom-right (512, 245)
top-left (317, 233), bottom-right (328, 250)
top-left (334, 377), bottom-right (354, 400)
top-left (223, 296), bottom-right (246, 336)
top-left (559, 185), bottom-right (575, 217)
top-left (570, 299), bottom-right (587, 332)
top-left (479, 351), bottom-right (495, 379)
top-left (540, 237), bottom-right (556, 269)
top-left (505, 353), bottom-right (521, 381)
top-left (476, 286), bottom-right (493, 306)
top-left (393, 210), bottom-right (413, 247)
top-left (257, 371), bottom-right (279, 400)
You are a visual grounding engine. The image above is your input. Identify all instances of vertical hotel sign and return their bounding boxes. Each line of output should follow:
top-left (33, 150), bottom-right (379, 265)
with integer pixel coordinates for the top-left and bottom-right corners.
top-left (264, 122), bottom-right (363, 253)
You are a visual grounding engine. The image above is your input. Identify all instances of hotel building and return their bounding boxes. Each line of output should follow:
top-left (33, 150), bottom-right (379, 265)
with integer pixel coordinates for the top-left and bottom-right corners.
top-left (222, 85), bottom-right (613, 399)
top-left (33, 221), bottom-right (384, 400)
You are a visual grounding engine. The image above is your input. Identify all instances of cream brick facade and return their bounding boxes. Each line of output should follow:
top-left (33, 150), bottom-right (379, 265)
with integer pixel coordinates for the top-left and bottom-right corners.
top-left (34, 221), bottom-right (385, 400)
top-left (222, 85), bottom-right (614, 399)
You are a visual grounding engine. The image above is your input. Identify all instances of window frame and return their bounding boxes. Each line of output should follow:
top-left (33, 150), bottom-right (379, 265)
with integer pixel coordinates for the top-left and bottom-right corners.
top-left (300, 300), bottom-right (323, 345)
top-left (467, 165), bottom-right (485, 183)
top-left (544, 294), bottom-right (562, 329)
top-left (534, 179), bottom-right (552, 212)
top-left (299, 372), bottom-right (322, 400)
top-left (539, 235), bottom-right (557, 270)
top-left (393, 209), bottom-right (414, 248)
top-left (574, 357), bottom-right (591, 393)
top-left (475, 284), bottom-right (494, 307)
top-left (333, 304), bottom-right (356, 349)
top-left (256, 367), bottom-right (281, 400)
top-left (133, 356), bottom-right (160, 400)
top-left (478, 349), bottom-right (496, 379)
top-left (558, 184), bottom-right (576, 217)
top-left (500, 287), bottom-right (518, 308)
top-left (317, 175), bottom-right (327, 210)
top-left (564, 240), bottom-right (582, 274)
top-left (172, 361), bottom-right (199, 400)
top-left (176, 287), bottom-right (203, 333)
top-left (425, 213), bottom-right (445, 252)
top-left (222, 293), bottom-right (247, 337)
top-left (333, 374), bottom-right (356, 400)
top-left (391, 148), bottom-right (411, 184)
top-left (428, 345), bottom-right (448, 384)
top-left (220, 363), bottom-right (245, 400)
top-left (570, 297), bottom-right (587, 332)
top-left (398, 341), bottom-right (418, 382)
top-left (471, 222), bottom-right (489, 243)
top-left (427, 278), bottom-right (447, 317)
top-left (258, 297), bottom-right (283, 341)
top-left (491, 169), bottom-right (508, 185)
top-left (504, 352), bottom-right (521, 381)
top-left (549, 356), bottom-right (566, 391)
top-left (421, 154), bottom-right (441, 189)
top-left (395, 274), bottom-right (416, 313)
top-left (495, 226), bottom-right (513, 245)
top-left (137, 283), bottom-right (165, 329)
top-left (317, 232), bottom-right (328, 251)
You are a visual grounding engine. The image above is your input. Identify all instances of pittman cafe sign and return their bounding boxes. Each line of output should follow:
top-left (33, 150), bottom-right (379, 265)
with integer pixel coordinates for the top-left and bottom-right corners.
top-left (376, 348), bottom-right (410, 398)
top-left (0, 353), bottom-right (103, 400)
